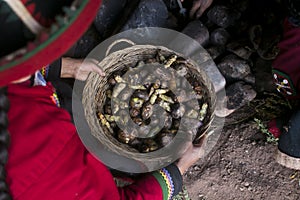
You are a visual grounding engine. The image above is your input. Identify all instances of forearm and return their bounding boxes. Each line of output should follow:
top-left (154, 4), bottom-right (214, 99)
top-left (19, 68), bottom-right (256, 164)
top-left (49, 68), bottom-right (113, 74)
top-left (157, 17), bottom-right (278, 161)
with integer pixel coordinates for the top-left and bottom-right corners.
top-left (60, 57), bottom-right (82, 78)
top-left (38, 57), bottom-right (78, 80)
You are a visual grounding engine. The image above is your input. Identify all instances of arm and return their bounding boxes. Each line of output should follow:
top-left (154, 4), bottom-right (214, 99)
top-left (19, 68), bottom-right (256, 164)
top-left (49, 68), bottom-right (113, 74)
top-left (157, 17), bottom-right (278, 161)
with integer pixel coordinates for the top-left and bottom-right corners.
top-left (60, 57), bottom-right (105, 80)
top-left (176, 135), bottom-right (207, 174)
top-left (42, 57), bottom-right (105, 81)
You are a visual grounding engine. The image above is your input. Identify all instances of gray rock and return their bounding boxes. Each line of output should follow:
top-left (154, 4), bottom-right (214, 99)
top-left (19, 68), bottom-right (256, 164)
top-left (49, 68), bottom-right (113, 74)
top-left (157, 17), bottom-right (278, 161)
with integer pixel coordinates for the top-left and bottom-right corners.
top-left (65, 25), bottom-right (102, 58)
top-left (94, 0), bottom-right (127, 38)
top-left (182, 20), bottom-right (209, 46)
top-left (226, 81), bottom-right (257, 110)
top-left (162, 0), bottom-right (180, 11)
top-left (200, 60), bottom-right (226, 94)
top-left (206, 45), bottom-right (226, 60)
top-left (216, 81), bottom-right (257, 117)
top-left (244, 74), bottom-right (256, 85)
top-left (230, 0), bottom-right (250, 12)
top-left (207, 5), bottom-right (241, 28)
top-left (210, 28), bottom-right (230, 46)
top-left (217, 54), bottom-right (251, 83)
top-left (226, 40), bottom-right (254, 60)
top-left (121, 0), bottom-right (169, 31)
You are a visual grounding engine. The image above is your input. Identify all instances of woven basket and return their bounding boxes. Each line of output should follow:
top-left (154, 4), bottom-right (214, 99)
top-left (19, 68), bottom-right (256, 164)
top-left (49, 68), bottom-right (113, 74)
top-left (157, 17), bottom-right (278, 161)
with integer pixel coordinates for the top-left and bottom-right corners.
top-left (83, 39), bottom-right (216, 163)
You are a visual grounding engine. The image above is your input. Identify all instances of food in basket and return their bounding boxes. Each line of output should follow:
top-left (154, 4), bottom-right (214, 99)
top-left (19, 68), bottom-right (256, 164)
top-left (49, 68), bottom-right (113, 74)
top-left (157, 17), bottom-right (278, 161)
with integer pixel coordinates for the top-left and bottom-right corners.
top-left (96, 51), bottom-right (211, 153)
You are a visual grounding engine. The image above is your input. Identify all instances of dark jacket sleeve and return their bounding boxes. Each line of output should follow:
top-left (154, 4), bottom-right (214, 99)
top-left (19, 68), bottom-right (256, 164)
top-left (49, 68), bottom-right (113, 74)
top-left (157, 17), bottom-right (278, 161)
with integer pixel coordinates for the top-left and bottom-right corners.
top-left (47, 58), bottom-right (62, 81)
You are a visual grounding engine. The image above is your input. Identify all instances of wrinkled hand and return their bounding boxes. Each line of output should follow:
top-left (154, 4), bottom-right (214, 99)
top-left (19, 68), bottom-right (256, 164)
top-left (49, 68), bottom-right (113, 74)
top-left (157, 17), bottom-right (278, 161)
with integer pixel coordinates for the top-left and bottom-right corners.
top-left (61, 57), bottom-right (105, 81)
top-left (183, 0), bottom-right (213, 18)
top-left (175, 135), bottom-right (207, 175)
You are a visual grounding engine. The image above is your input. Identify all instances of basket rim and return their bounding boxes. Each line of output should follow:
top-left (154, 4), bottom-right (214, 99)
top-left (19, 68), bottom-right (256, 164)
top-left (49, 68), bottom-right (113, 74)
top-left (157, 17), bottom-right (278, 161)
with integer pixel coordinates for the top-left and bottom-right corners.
top-left (82, 44), bottom-right (217, 162)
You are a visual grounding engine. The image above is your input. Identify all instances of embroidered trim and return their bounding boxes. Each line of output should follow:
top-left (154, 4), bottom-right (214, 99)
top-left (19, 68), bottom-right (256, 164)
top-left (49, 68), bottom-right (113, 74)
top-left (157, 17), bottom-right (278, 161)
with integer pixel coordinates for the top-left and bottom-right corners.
top-left (159, 168), bottom-right (175, 200)
top-left (272, 69), bottom-right (297, 96)
top-left (50, 92), bottom-right (60, 107)
top-left (152, 171), bottom-right (169, 200)
top-left (34, 70), bottom-right (60, 107)
top-left (40, 65), bottom-right (50, 78)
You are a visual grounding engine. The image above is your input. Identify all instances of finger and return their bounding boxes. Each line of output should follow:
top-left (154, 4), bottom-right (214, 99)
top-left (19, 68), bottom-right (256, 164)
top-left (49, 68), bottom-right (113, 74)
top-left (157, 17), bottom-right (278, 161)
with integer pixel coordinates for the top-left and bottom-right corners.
top-left (89, 58), bottom-right (100, 64)
top-left (196, 7), bottom-right (204, 18)
top-left (196, 1), bottom-right (213, 18)
top-left (189, 0), bottom-right (202, 18)
top-left (87, 63), bottom-right (105, 76)
top-left (193, 134), bottom-right (207, 148)
top-left (193, 135), bottom-right (207, 158)
top-left (93, 65), bottom-right (105, 76)
top-left (86, 59), bottom-right (106, 76)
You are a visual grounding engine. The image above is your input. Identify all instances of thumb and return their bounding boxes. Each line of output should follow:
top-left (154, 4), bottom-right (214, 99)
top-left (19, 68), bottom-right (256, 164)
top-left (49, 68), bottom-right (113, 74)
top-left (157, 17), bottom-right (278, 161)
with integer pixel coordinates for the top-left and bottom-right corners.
top-left (87, 58), bottom-right (105, 76)
top-left (92, 64), bottom-right (105, 76)
top-left (192, 134), bottom-right (208, 159)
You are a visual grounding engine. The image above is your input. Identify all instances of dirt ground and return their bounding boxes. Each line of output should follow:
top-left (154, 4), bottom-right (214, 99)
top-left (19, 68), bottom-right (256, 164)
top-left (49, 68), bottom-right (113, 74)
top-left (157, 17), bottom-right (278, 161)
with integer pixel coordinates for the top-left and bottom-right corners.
top-left (183, 113), bottom-right (300, 200)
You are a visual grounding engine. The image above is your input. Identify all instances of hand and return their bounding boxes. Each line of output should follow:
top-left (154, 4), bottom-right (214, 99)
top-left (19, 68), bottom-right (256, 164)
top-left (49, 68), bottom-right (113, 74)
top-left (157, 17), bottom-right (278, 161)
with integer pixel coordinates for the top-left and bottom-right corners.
top-left (184, 0), bottom-right (214, 18)
top-left (175, 135), bottom-right (207, 175)
top-left (61, 57), bottom-right (105, 81)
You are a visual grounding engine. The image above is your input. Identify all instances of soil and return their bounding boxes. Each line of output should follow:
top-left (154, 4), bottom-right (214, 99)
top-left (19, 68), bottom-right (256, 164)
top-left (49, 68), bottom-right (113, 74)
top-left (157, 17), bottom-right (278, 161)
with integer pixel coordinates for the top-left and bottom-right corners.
top-left (183, 114), bottom-right (300, 200)
top-left (179, 0), bottom-right (300, 197)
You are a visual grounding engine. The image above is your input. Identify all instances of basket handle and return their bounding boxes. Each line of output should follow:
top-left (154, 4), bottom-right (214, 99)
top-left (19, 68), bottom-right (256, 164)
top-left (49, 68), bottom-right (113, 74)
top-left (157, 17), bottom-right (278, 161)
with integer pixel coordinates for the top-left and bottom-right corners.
top-left (105, 39), bottom-right (136, 56)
